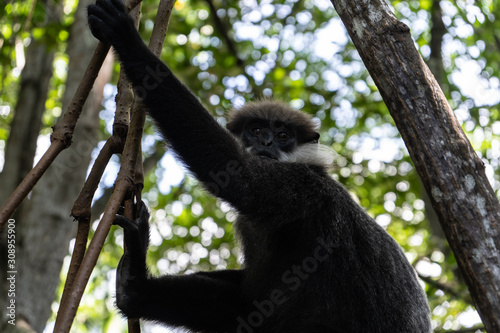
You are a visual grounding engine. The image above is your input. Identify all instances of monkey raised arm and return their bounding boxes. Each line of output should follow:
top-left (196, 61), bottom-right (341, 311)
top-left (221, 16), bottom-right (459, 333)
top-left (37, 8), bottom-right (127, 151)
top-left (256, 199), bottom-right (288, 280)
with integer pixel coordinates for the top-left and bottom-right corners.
top-left (87, 0), bottom-right (248, 197)
top-left (87, 0), bottom-right (329, 223)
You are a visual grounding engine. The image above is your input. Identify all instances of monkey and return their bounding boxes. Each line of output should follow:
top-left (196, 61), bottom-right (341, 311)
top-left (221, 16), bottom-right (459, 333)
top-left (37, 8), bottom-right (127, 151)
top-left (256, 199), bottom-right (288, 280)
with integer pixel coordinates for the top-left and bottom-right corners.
top-left (87, 0), bottom-right (432, 332)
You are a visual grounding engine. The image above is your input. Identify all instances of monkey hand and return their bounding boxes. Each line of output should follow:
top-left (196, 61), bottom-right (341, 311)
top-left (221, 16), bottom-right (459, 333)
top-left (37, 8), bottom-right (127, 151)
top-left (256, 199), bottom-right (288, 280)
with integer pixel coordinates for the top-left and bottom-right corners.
top-left (113, 201), bottom-right (150, 316)
top-left (87, 0), bottom-right (137, 50)
top-left (114, 200), bottom-right (150, 258)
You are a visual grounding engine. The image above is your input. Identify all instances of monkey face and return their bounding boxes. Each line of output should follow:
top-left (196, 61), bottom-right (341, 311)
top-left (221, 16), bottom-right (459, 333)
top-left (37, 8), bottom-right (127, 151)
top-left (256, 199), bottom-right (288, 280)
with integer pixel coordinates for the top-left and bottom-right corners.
top-left (241, 120), bottom-right (297, 161)
top-left (226, 101), bottom-right (325, 164)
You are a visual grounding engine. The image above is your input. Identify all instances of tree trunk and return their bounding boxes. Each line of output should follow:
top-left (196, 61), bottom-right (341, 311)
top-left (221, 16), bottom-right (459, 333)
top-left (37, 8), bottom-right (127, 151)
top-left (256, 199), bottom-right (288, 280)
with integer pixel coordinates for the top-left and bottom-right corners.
top-left (0, 42), bottom-right (54, 206)
top-left (329, 1), bottom-right (500, 331)
top-left (0, 37), bottom-right (55, 333)
top-left (0, 0), bottom-right (112, 331)
top-left (0, 0), bottom-right (61, 330)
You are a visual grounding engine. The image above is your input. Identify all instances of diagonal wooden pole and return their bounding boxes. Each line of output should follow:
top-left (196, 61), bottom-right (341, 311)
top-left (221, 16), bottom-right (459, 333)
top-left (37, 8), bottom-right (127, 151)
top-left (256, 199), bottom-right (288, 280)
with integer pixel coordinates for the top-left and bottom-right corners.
top-left (53, 1), bottom-right (176, 332)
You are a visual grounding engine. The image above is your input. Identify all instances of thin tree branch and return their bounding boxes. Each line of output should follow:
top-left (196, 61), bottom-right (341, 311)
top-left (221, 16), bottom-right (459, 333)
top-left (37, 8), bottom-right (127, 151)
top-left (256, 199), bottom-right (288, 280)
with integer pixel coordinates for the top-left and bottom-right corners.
top-left (25, 0), bottom-right (38, 31)
top-left (417, 273), bottom-right (461, 298)
top-left (53, 0), bottom-right (176, 331)
top-left (90, 145), bottom-right (165, 219)
top-left (428, 0), bottom-right (446, 86)
top-left (0, 42), bottom-right (107, 230)
top-left (54, 71), bottom-right (139, 332)
top-left (204, 0), bottom-right (263, 98)
top-left (0, 0), bottom-right (144, 231)
top-left (56, 136), bottom-right (126, 325)
top-left (205, 0), bottom-right (244, 67)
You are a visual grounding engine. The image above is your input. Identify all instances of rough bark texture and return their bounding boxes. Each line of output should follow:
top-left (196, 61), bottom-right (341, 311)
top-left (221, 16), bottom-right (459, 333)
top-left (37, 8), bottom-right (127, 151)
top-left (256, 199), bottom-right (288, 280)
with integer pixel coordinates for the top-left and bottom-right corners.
top-left (330, 1), bottom-right (500, 331)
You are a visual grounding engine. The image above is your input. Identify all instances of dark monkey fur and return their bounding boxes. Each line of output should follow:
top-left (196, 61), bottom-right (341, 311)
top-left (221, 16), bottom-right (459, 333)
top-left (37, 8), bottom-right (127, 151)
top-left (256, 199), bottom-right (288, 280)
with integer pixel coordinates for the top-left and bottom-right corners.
top-left (87, 0), bottom-right (431, 332)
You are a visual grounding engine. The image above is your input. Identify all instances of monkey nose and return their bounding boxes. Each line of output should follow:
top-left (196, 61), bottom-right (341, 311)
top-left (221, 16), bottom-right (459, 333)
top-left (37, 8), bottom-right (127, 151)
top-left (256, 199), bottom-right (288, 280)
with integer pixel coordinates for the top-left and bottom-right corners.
top-left (261, 140), bottom-right (272, 146)
top-left (259, 136), bottom-right (273, 146)
top-left (259, 129), bottom-right (273, 146)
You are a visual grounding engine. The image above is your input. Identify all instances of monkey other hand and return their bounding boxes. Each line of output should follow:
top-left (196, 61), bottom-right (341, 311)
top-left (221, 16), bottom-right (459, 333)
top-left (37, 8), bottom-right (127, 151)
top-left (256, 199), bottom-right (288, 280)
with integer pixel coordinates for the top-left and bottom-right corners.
top-left (114, 200), bottom-right (150, 258)
top-left (87, 0), bottom-right (137, 49)
top-left (113, 201), bottom-right (150, 315)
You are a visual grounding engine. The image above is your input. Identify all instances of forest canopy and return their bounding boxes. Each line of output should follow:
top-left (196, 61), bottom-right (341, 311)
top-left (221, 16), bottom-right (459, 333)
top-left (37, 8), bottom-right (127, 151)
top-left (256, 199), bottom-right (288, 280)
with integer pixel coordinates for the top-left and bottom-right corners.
top-left (0, 0), bottom-right (499, 332)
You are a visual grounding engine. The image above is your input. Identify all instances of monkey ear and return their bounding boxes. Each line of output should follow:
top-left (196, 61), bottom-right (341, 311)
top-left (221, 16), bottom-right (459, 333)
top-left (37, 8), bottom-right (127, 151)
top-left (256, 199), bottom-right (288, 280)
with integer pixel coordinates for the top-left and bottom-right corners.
top-left (312, 132), bottom-right (320, 143)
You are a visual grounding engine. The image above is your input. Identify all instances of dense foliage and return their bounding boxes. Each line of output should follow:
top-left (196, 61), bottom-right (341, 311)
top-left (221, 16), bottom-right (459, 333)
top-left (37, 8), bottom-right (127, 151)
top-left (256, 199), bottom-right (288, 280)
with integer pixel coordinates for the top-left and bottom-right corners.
top-left (1, 0), bottom-right (498, 331)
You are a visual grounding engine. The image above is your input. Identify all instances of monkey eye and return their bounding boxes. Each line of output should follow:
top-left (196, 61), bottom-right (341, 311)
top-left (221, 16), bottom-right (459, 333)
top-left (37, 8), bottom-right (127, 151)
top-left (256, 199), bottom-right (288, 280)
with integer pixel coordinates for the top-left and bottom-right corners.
top-left (250, 126), bottom-right (262, 136)
top-left (277, 131), bottom-right (289, 141)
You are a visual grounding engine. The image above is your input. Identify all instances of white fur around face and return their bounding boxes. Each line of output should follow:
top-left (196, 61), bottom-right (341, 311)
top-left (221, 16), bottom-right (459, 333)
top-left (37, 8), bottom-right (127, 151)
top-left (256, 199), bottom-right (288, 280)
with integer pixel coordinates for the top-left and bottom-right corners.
top-left (280, 143), bottom-right (336, 167)
top-left (244, 142), bottom-right (336, 167)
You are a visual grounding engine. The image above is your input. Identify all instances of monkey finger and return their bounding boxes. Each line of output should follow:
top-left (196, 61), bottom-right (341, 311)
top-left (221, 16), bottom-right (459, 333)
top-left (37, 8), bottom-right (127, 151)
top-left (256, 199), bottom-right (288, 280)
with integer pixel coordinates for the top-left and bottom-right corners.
top-left (87, 10), bottom-right (115, 44)
top-left (113, 214), bottom-right (138, 231)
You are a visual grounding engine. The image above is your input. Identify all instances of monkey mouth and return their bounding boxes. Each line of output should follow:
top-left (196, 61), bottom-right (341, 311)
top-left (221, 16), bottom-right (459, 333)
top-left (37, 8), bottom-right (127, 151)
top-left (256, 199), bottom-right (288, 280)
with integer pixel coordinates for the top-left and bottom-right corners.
top-left (246, 147), bottom-right (277, 160)
top-left (257, 152), bottom-right (277, 160)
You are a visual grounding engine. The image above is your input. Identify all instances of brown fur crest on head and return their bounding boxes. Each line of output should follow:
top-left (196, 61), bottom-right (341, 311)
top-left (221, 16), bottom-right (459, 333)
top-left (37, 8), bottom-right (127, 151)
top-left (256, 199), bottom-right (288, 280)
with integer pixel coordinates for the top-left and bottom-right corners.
top-left (226, 100), bottom-right (320, 143)
top-left (226, 100), bottom-right (336, 166)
